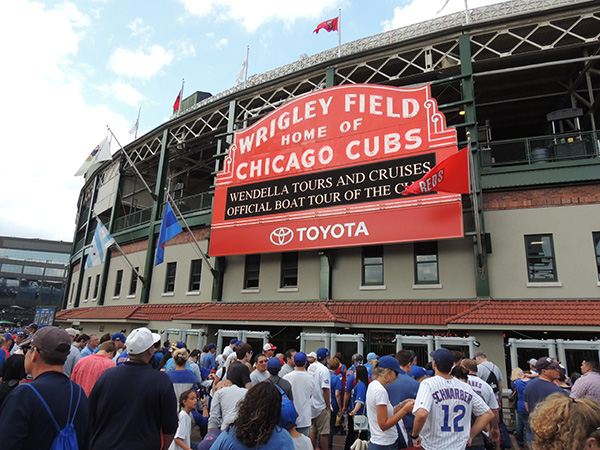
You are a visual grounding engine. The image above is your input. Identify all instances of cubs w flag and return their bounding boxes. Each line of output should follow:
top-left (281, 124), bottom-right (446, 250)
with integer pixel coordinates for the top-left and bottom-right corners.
top-left (86, 221), bottom-right (115, 268)
top-left (75, 137), bottom-right (111, 177)
top-left (402, 147), bottom-right (470, 196)
top-left (155, 203), bottom-right (183, 265)
top-left (314, 17), bottom-right (338, 33)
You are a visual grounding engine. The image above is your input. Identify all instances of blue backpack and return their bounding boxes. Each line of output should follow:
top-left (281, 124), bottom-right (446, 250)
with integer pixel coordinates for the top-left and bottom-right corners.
top-left (26, 382), bottom-right (82, 450)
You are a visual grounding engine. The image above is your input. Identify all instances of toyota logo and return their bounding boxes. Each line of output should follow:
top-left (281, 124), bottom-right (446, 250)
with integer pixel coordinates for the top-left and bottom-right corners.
top-left (270, 227), bottom-right (294, 246)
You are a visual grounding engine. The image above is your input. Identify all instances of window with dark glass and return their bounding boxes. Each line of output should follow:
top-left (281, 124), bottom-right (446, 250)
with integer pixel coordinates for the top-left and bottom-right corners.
top-left (244, 254), bottom-right (260, 289)
top-left (414, 241), bottom-right (439, 284)
top-left (164, 262), bottom-right (177, 293)
top-left (593, 233), bottom-right (600, 281)
top-left (114, 270), bottom-right (123, 297)
top-left (93, 274), bottom-right (100, 299)
top-left (85, 276), bottom-right (91, 300)
top-left (129, 267), bottom-right (139, 296)
top-left (189, 259), bottom-right (202, 292)
top-left (280, 252), bottom-right (298, 288)
top-left (362, 245), bottom-right (383, 286)
top-left (525, 234), bottom-right (557, 282)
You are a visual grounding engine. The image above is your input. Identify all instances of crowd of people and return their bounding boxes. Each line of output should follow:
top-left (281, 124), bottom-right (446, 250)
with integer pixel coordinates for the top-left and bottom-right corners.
top-left (1, 325), bottom-right (600, 450)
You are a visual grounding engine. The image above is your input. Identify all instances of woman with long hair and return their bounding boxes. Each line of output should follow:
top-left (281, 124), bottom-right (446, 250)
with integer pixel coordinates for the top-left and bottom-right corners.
top-left (510, 367), bottom-right (532, 448)
top-left (345, 365), bottom-right (370, 447)
top-left (211, 381), bottom-right (294, 450)
top-left (366, 356), bottom-right (415, 450)
top-left (529, 393), bottom-right (600, 450)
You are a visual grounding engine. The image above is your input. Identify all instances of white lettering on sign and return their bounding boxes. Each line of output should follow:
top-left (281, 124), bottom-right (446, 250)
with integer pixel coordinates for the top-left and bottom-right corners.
top-left (296, 221), bottom-right (369, 242)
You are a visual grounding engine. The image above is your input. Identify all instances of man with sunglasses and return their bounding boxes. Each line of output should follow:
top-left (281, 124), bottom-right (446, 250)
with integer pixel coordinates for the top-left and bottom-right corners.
top-left (523, 357), bottom-right (568, 414)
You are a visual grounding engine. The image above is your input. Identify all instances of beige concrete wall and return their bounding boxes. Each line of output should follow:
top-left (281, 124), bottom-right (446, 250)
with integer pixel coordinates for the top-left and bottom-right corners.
top-left (485, 204), bottom-right (600, 299)
top-left (103, 249), bottom-right (147, 306)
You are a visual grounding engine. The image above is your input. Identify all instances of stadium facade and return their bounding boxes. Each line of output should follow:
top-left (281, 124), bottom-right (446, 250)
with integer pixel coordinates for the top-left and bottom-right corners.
top-left (57, 0), bottom-right (600, 378)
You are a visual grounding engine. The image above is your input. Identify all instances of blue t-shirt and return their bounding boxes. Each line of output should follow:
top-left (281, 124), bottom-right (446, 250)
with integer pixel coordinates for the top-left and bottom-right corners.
top-left (115, 351), bottom-right (129, 366)
top-left (212, 426), bottom-right (294, 450)
top-left (385, 372), bottom-right (419, 433)
top-left (523, 377), bottom-right (567, 412)
top-left (330, 371), bottom-right (342, 409)
top-left (351, 381), bottom-right (367, 415)
top-left (203, 352), bottom-right (216, 369)
top-left (515, 378), bottom-right (531, 412)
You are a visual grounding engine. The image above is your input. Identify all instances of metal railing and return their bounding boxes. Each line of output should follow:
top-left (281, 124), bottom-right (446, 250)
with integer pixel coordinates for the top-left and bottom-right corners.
top-left (114, 206), bottom-right (153, 232)
top-left (480, 130), bottom-right (600, 168)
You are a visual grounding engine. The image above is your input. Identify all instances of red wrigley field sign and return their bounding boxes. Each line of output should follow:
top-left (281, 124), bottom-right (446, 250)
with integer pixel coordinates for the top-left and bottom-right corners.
top-left (209, 84), bottom-right (464, 256)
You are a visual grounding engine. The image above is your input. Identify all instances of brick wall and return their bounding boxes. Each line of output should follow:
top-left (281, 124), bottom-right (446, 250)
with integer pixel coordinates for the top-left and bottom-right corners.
top-left (484, 185), bottom-right (600, 210)
top-left (112, 227), bottom-right (210, 256)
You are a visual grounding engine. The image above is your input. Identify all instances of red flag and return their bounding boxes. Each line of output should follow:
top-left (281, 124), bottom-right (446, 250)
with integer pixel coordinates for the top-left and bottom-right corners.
top-left (402, 148), bottom-right (470, 196)
top-left (314, 17), bottom-right (339, 34)
top-left (173, 89), bottom-right (182, 113)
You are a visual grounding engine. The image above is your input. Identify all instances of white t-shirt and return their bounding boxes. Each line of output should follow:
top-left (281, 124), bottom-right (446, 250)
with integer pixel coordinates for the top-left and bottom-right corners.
top-left (169, 410), bottom-right (193, 450)
top-left (250, 369), bottom-right (270, 385)
top-left (280, 363), bottom-right (294, 377)
top-left (467, 375), bottom-right (499, 409)
top-left (366, 380), bottom-right (397, 445)
top-left (292, 432), bottom-right (313, 450)
top-left (413, 375), bottom-right (490, 450)
top-left (308, 362), bottom-right (330, 418)
top-left (284, 370), bottom-right (315, 428)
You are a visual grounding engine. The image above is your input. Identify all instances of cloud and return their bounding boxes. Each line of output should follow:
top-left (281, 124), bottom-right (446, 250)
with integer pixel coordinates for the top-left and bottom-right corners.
top-left (109, 45), bottom-right (174, 78)
top-left (178, 0), bottom-right (340, 32)
top-left (382, 0), bottom-right (507, 30)
top-left (103, 82), bottom-right (144, 106)
top-left (216, 38), bottom-right (228, 49)
top-left (128, 18), bottom-right (153, 37)
top-left (0, 1), bottom-right (130, 241)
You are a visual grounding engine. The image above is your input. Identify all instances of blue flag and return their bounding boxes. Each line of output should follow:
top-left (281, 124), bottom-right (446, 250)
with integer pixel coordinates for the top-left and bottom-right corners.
top-left (155, 203), bottom-right (183, 265)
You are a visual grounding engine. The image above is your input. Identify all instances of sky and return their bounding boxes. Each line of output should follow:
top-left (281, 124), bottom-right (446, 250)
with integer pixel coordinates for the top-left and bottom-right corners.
top-left (0, 0), bottom-right (505, 242)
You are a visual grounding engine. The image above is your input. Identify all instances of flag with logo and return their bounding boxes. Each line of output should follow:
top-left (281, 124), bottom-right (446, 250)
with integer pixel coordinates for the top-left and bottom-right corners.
top-left (86, 220), bottom-right (115, 268)
top-left (155, 203), bottom-right (183, 265)
top-left (314, 17), bottom-right (339, 33)
top-left (401, 147), bottom-right (470, 196)
top-left (75, 136), bottom-right (112, 177)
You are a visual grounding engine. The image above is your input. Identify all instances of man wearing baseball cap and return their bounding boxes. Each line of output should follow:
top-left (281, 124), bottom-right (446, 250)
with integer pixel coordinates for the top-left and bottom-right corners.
top-left (412, 348), bottom-right (493, 450)
top-left (308, 347), bottom-right (331, 450)
top-left (89, 327), bottom-right (178, 450)
top-left (283, 352), bottom-right (315, 437)
top-left (0, 326), bottom-right (92, 449)
top-left (263, 343), bottom-right (277, 359)
top-left (523, 357), bottom-right (567, 414)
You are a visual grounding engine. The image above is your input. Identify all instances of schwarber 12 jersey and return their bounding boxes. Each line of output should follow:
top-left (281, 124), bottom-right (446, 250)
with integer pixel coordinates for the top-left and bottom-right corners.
top-left (413, 375), bottom-right (490, 450)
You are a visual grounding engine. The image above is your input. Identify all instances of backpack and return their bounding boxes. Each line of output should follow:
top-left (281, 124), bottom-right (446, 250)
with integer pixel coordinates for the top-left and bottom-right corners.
top-left (25, 382), bottom-right (82, 450)
top-left (482, 364), bottom-right (500, 395)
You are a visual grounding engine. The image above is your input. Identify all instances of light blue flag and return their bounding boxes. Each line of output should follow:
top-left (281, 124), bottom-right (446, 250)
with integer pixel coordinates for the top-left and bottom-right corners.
top-left (86, 221), bottom-right (115, 268)
top-left (155, 203), bottom-right (183, 265)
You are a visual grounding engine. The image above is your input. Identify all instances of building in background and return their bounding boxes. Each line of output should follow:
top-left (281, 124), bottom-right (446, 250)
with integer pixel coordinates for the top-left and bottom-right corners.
top-left (0, 236), bottom-right (70, 326)
top-left (56, 0), bottom-right (600, 381)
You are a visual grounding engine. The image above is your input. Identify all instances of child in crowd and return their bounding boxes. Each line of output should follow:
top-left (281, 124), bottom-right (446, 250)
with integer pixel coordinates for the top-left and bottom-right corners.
top-left (170, 389), bottom-right (199, 450)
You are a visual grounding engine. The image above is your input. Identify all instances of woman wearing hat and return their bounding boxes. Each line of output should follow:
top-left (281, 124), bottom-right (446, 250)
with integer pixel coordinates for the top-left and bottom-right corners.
top-left (366, 356), bottom-right (415, 450)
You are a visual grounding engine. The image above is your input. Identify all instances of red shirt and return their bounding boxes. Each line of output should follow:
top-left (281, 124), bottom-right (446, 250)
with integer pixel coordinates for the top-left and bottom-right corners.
top-left (71, 353), bottom-right (116, 395)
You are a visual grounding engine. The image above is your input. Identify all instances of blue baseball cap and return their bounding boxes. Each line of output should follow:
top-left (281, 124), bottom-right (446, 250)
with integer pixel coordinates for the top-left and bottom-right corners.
top-left (112, 333), bottom-right (126, 342)
top-left (294, 352), bottom-right (307, 366)
top-left (268, 358), bottom-right (282, 371)
top-left (3, 333), bottom-right (13, 341)
top-left (235, 340), bottom-right (243, 346)
top-left (230, 338), bottom-right (238, 345)
top-left (366, 352), bottom-right (379, 361)
top-left (378, 355), bottom-right (401, 373)
top-left (430, 348), bottom-right (454, 368)
top-left (207, 343), bottom-right (217, 350)
top-left (279, 397), bottom-right (298, 429)
top-left (317, 347), bottom-right (329, 360)
top-left (410, 365), bottom-right (433, 379)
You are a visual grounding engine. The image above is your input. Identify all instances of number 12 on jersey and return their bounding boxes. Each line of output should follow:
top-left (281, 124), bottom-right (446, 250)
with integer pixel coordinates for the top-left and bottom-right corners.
top-left (440, 404), bottom-right (466, 432)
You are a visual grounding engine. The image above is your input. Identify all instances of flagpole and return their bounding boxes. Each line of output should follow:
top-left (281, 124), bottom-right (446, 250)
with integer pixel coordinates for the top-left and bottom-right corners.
top-left (467, 133), bottom-right (483, 268)
top-left (107, 126), bottom-right (155, 199)
top-left (165, 192), bottom-right (217, 278)
top-left (464, 0), bottom-right (470, 24)
top-left (134, 107), bottom-right (141, 140)
top-left (244, 45), bottom-right (249, 89)
top-left (338, 9), bottom-right (342, 57)
top-left (178, 78), bottom-right (185, 116)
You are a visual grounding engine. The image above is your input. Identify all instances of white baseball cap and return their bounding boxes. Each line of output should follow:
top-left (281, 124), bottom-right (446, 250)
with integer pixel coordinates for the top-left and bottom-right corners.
top-left (125, 327), bottom-right (161, 355)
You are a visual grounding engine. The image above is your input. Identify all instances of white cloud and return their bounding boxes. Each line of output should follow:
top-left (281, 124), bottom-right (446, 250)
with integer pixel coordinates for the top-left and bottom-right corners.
top-left (112, 82), bottom-right (144, 106)
top-left (128, 18), bottom-right (153, 37)
top-left (110, 45), bottom-right (174, 78)
top-left (216, 38), bottom-right (228, 49)
top-left (0, 1), bottom-right (130, 241)
top-left (383, 0), bottom-right (507, 30)
top-left (179, 0), bottom-right (341, 32)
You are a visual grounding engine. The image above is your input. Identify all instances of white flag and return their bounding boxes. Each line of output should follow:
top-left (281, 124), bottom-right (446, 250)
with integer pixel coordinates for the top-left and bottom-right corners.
top-left (86, 220), bottom-right (115, 268)
top-left (236, 55), bottom-right (248, 84)
top-left (128, 119), bottom-right (139, 135)
top-left (75, 137), bottom-right (112, 177)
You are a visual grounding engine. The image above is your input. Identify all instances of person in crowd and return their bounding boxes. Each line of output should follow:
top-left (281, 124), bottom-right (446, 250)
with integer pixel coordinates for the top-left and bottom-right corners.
top-left (71, 341), bottom-right (116, 395)
top-left (365, 352), bottom-right (379, 377)
top-left (208, 379), bottom-right (248, 432)
top-left (74, 333), bottom-right (90, 352)
top-left (99, 333), bottom-right (112, 344)
top-left (211, 381), bottom-right (294, 450)
top-left (0, 352), bottom-right (26, 406)
top-left (189, 348), bottom-right (203, 383)
top-left (89, 327), bottom-right (178, 450)
top-left (280, 349), bottom-right (297, 377)
top-left (204, 343), bottom-right (218, 370)
top-left (571, 359), bottom-right (600, 403)
top-left (524, 357), bottom-right (568, 414)
top-left (474, 351), bottom-right (503, 402)
top-left (167, 348), bottom-right (198, 400)
top-left (386, 350), bottom-right (420, 443)
top-left (530, 392), bottom-right (600, 450)
top-left (226, 342), bottom-right (253, 389)
top-left (263, 343), bottom-right (277, 359)
top-left (81, 333), bottom-right (100, 357)
top-left (10, 329), bottom-right (27, 355)
top-left (308, 347), bottom-right (331, 450)
top-left (510, 367), bottom-right (532, 448)
top-left (223, 338), bottom-right (238, 360)
top-left (585, 427), bottom-right (600, 450)
top-left (151, 339), bottom-right (165, 369)
top-left (0, 326), bottom-right (92, 449)
top-left (62, 327), bottom-right (82, 378)
top-left (328, 356), bottom-right (343, 448)
top-left (2, 332), bottom-right (13, 358)
top-left (111, 332), bottom-right (127, 362)
top-left (25, 322), bottom-right (38, 336)
top-left (346, 365), bottom-right (369, 447)
top-left (169, 389), bottom-right (199, 450)
top-left (251, 353), bottom-right (270, 385)
top-left (264, 357), bottom-right (294, 400)
top-left (366, 356), bottom-right (415, 450)
top-left (284, 352), bottom-right (314, 437)
top-left (412, 349), bottom-right (493, 450)
top-left (279, 394), bottom-right (312, 450)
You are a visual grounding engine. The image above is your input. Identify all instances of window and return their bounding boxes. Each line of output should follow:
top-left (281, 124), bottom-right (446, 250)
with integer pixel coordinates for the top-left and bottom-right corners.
top-left (129, 267), bottom-right (139, 296)
top-left (525, 234), bottom-right (557, 282)
top-left (93, 274), bottom-right (100, 299)
top-left (164, 262), bottom-right (177, 293)
top-left (114, 270), bottom-right (123, 297)
top-left (280, 252), bottom-right (298, 288)
top-left (243, 255), bottom-right (260, 289)
top-left (85, 276), bottom-right (91, 300)
top-left (362, 246), bottom-right (383, 286)
top-left (594, 233), bottom-right (600, 281)
top-left (189, 259), bottom-right (202, 292)
top-left (414, 241), bottom-right (439, 284)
